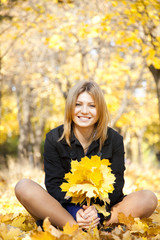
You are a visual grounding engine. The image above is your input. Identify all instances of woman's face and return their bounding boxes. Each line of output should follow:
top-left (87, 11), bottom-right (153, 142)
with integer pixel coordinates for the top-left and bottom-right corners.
top-left (72, 91), bottom-right (98, 130)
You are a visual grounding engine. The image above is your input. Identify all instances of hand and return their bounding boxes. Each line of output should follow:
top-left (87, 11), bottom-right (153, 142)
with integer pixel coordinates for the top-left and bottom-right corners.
top-left (76, 205), bottom-right (100, 229)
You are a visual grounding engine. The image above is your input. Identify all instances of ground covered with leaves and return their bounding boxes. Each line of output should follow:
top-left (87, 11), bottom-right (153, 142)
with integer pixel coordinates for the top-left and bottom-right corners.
top-left (0, 160), bottom-right (160, 240)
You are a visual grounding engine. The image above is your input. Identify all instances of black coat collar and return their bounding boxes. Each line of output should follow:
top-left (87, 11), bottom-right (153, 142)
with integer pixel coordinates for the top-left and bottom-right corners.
top-left (60, 126), bottom-right (111, 151)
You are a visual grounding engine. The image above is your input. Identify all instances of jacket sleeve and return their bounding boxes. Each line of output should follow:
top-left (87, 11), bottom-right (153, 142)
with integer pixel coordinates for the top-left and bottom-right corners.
top-left (109, 134), bottom-right (125, 207)
top-left (43, 132), bottom-right (70, 205)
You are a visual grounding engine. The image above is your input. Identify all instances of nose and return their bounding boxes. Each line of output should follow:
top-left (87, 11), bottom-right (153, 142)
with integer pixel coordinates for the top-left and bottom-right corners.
top-left (81, 104), bottom-right (88, 114)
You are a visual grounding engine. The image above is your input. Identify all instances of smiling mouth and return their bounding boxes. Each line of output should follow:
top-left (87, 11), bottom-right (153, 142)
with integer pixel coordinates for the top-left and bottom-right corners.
top-left (78, 116), bottom-right (91, 119)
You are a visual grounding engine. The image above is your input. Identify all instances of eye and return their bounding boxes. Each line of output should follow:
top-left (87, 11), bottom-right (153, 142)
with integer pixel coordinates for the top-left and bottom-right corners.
top-left (75, 103), bottom-right (81, 106)
top-left (89, 104), bottom-right (96, 108)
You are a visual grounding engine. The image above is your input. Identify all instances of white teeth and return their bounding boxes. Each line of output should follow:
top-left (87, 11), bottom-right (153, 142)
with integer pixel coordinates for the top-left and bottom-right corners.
top-left (79, 117), bottom-right (89, 119)
top-left (78, 116), bottom-right (90, 120)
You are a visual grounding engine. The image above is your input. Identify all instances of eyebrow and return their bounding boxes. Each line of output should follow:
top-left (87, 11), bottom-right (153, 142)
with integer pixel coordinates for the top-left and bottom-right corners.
top-left (76, 100), bottom-right (95, 104)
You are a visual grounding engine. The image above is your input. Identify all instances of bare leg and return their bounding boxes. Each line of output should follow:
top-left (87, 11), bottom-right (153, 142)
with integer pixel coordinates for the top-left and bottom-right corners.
top-left (106, 190), bottom-right (158, 226)
top-left (15, 178), bottom-right (76, 229)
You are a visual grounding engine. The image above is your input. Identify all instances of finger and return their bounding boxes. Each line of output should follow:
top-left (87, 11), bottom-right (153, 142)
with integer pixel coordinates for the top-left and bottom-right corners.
top-left (82, 212), bottom-right (95, 219)
top-left (82, 205), bottom-right (88, 210)
top-left (82, 205), bottom-right (89, 218)
top-left (80, 211), bottom-right (99, 222)
top-left (81, 211), bottom-right (93, 219)
top-left (92, 217), bottom-right (100, 225)
top-left (77, 209), bottom-right (85, 218)
top-left (85, 210), bottom-right (99, 220)
top-left (79, 225), bottom-right (89, 230)
top-left (83, 206), bottom-right (97, 215)
top-left (87, 218), bottom-right (100, 228)
top-left (78, 220), bottom-right (99, 230)
top-left (77, 214), bottom-right (96, 223)
top-left (78, 221), bottom-right (89, 226)
top-left (78, 217), bottom-right (100, 226)
top-left (90, 222), bottom-right (100, 229)
top-left (84, 205), bottom-right (96, 211)
top-left (86, 212), bottom-right (96, 217)
top-left (89, 217), bottom-right (100, 224)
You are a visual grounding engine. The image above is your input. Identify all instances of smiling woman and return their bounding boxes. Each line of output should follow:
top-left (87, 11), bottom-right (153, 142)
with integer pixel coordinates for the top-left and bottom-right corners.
top-left (15, 80), bottom-right (158, 231)
top-left (73, 92), bottom-right (98, 126)
top-left (72, 92), bottom-right (98, 152)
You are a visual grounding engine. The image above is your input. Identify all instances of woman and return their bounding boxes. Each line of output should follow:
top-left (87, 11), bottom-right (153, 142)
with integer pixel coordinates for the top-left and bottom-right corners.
top-left (15, 81), bottom-right (158, 230)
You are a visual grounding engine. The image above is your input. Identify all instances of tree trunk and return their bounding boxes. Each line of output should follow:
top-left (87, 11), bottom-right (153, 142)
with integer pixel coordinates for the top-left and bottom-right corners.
top-left (16, 86), bottom-right (31, 163)
top-left (122, 127), bottom-right (132, 164)
top-left (32, 119), bottom-right (45, 167)
top-left (136, 128), bottom-right (145, 165)
top-left (148, 65), bottom-right (160, 161)
top-left (148, 64), bottom-right (160, 123)
top-left (0, 57), bottom-right (2, 124)
top-left (16, 83), bottom-right (49, 167)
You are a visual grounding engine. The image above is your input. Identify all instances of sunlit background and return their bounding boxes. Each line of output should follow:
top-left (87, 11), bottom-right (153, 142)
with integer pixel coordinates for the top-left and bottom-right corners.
top-left (0, 1), bottom-right (160, 239)
top-left (1, 0), bottom-right (160, 169)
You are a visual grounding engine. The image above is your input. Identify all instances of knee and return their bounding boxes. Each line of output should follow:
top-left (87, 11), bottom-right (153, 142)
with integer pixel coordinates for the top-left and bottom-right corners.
top-left (15, 178), bottom-right (33, 202)
top-left (142, 190), bottom-right (158, 213)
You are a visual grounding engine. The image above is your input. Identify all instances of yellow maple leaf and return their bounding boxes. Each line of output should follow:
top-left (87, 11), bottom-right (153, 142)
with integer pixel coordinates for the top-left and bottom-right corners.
top-left (93, 204), bottom-right (110, 217)
top-left (147, 226), bottom-right (160, 235)
top-left (151, 213), bottom-right (160, 224)
top-left (43, 217), bottom-right (62, 238)
top-left (31, 231), bottom-right (56, 240)
top-left (131, 219), bottom-right (148, 234)
top-left (71, 195), bottom-right (87, 205)
top-left (11, 216), bottom-right (25, 228)
top-left (63, 222), bottom-right (79, 235)
top-left (118, 212), bottom-right (135, 229)
top-left (0, 213), bottom-right (14, 223)
top-left (69, 183), bottom-right (98, 198)
top-left (43, 217), bottom-right (51, 232)
top-left (0, 223), bottom-right (22, 240)
top-left (88, 168), bottom-right (103, 187)
top-left (60, 155), bottom-right (115, 215)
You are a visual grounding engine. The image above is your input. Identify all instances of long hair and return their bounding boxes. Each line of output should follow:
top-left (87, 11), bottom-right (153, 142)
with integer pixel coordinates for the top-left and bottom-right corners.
top-left (59, 81), bottom-right (110, 151)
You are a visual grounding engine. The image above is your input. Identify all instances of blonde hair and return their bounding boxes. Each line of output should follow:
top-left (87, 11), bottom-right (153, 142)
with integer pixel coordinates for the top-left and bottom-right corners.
top-left (60, 81), bottom-right (110, 151)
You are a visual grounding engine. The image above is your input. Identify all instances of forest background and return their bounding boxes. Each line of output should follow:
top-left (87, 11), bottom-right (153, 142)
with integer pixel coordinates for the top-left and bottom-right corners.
top-left (0, 0), bottom-right (160, 239)
top-left (0, 0), bottom-right (160, 168)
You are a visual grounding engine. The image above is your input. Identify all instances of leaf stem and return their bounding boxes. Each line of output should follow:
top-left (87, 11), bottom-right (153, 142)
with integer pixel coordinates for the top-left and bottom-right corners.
top-left (87, 198), bottom-right (90, 206)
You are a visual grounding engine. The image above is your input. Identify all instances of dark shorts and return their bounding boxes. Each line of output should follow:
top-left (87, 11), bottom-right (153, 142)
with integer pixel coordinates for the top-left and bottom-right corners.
top-left (63, 203), bottom-right (82, 220)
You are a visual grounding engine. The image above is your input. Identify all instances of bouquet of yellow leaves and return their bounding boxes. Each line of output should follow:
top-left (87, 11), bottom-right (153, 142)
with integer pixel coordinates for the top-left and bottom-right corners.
top-left (60, 155), bottom-right (115, 217)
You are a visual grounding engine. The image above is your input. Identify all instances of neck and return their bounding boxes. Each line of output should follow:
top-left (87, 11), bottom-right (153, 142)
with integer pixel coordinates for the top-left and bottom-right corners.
top-left (73, 125), bottom-right (94, 149)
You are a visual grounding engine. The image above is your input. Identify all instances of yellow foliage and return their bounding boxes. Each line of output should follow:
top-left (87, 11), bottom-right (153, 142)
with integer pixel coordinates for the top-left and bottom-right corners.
top-left (0, 223), bottom-right (22, 240)
top-left (0, 92), bottom-right (19, 144)
top-left (43, 217), bottom-right (52, 232)
top-left (118, 212), bottom-right (135, 229)
top-left (111, 1), bottom-right (118, 7)
top-left (1, 0), bottom-right (160, 237)
top-left (11, 216), bottom-right (26, 228)
top-left (78, 24), bottom-right (89, 39)
top-left (131, 218), bottom-right (149, 234)
top-left (47, 35), bottom-right (65, 50)
top-left (43, 218), bottom-right (62, 238)
top-left (61, 155), bottom-right (115, 214)
top-left (92, 204), bottom-right (110, 217)
top-left (31, 231), bottom-right (56, 240)
top-left (150, 213), bottom-right (160, 225)
top-left (0, 213), bottom-right (14, 223)
top-left (0, 162), bottom-right (160, 239)
top-left (62, 222), bottom-right (79, 235)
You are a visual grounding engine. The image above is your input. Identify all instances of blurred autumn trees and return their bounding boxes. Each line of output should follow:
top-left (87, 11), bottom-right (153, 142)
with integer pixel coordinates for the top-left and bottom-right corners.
top-left (0, 0), bottom-right (160, 167)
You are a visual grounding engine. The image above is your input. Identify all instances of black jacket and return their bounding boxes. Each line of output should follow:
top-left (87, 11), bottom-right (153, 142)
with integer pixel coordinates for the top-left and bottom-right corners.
top-left (44, 125), bottom-right (125, 209)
